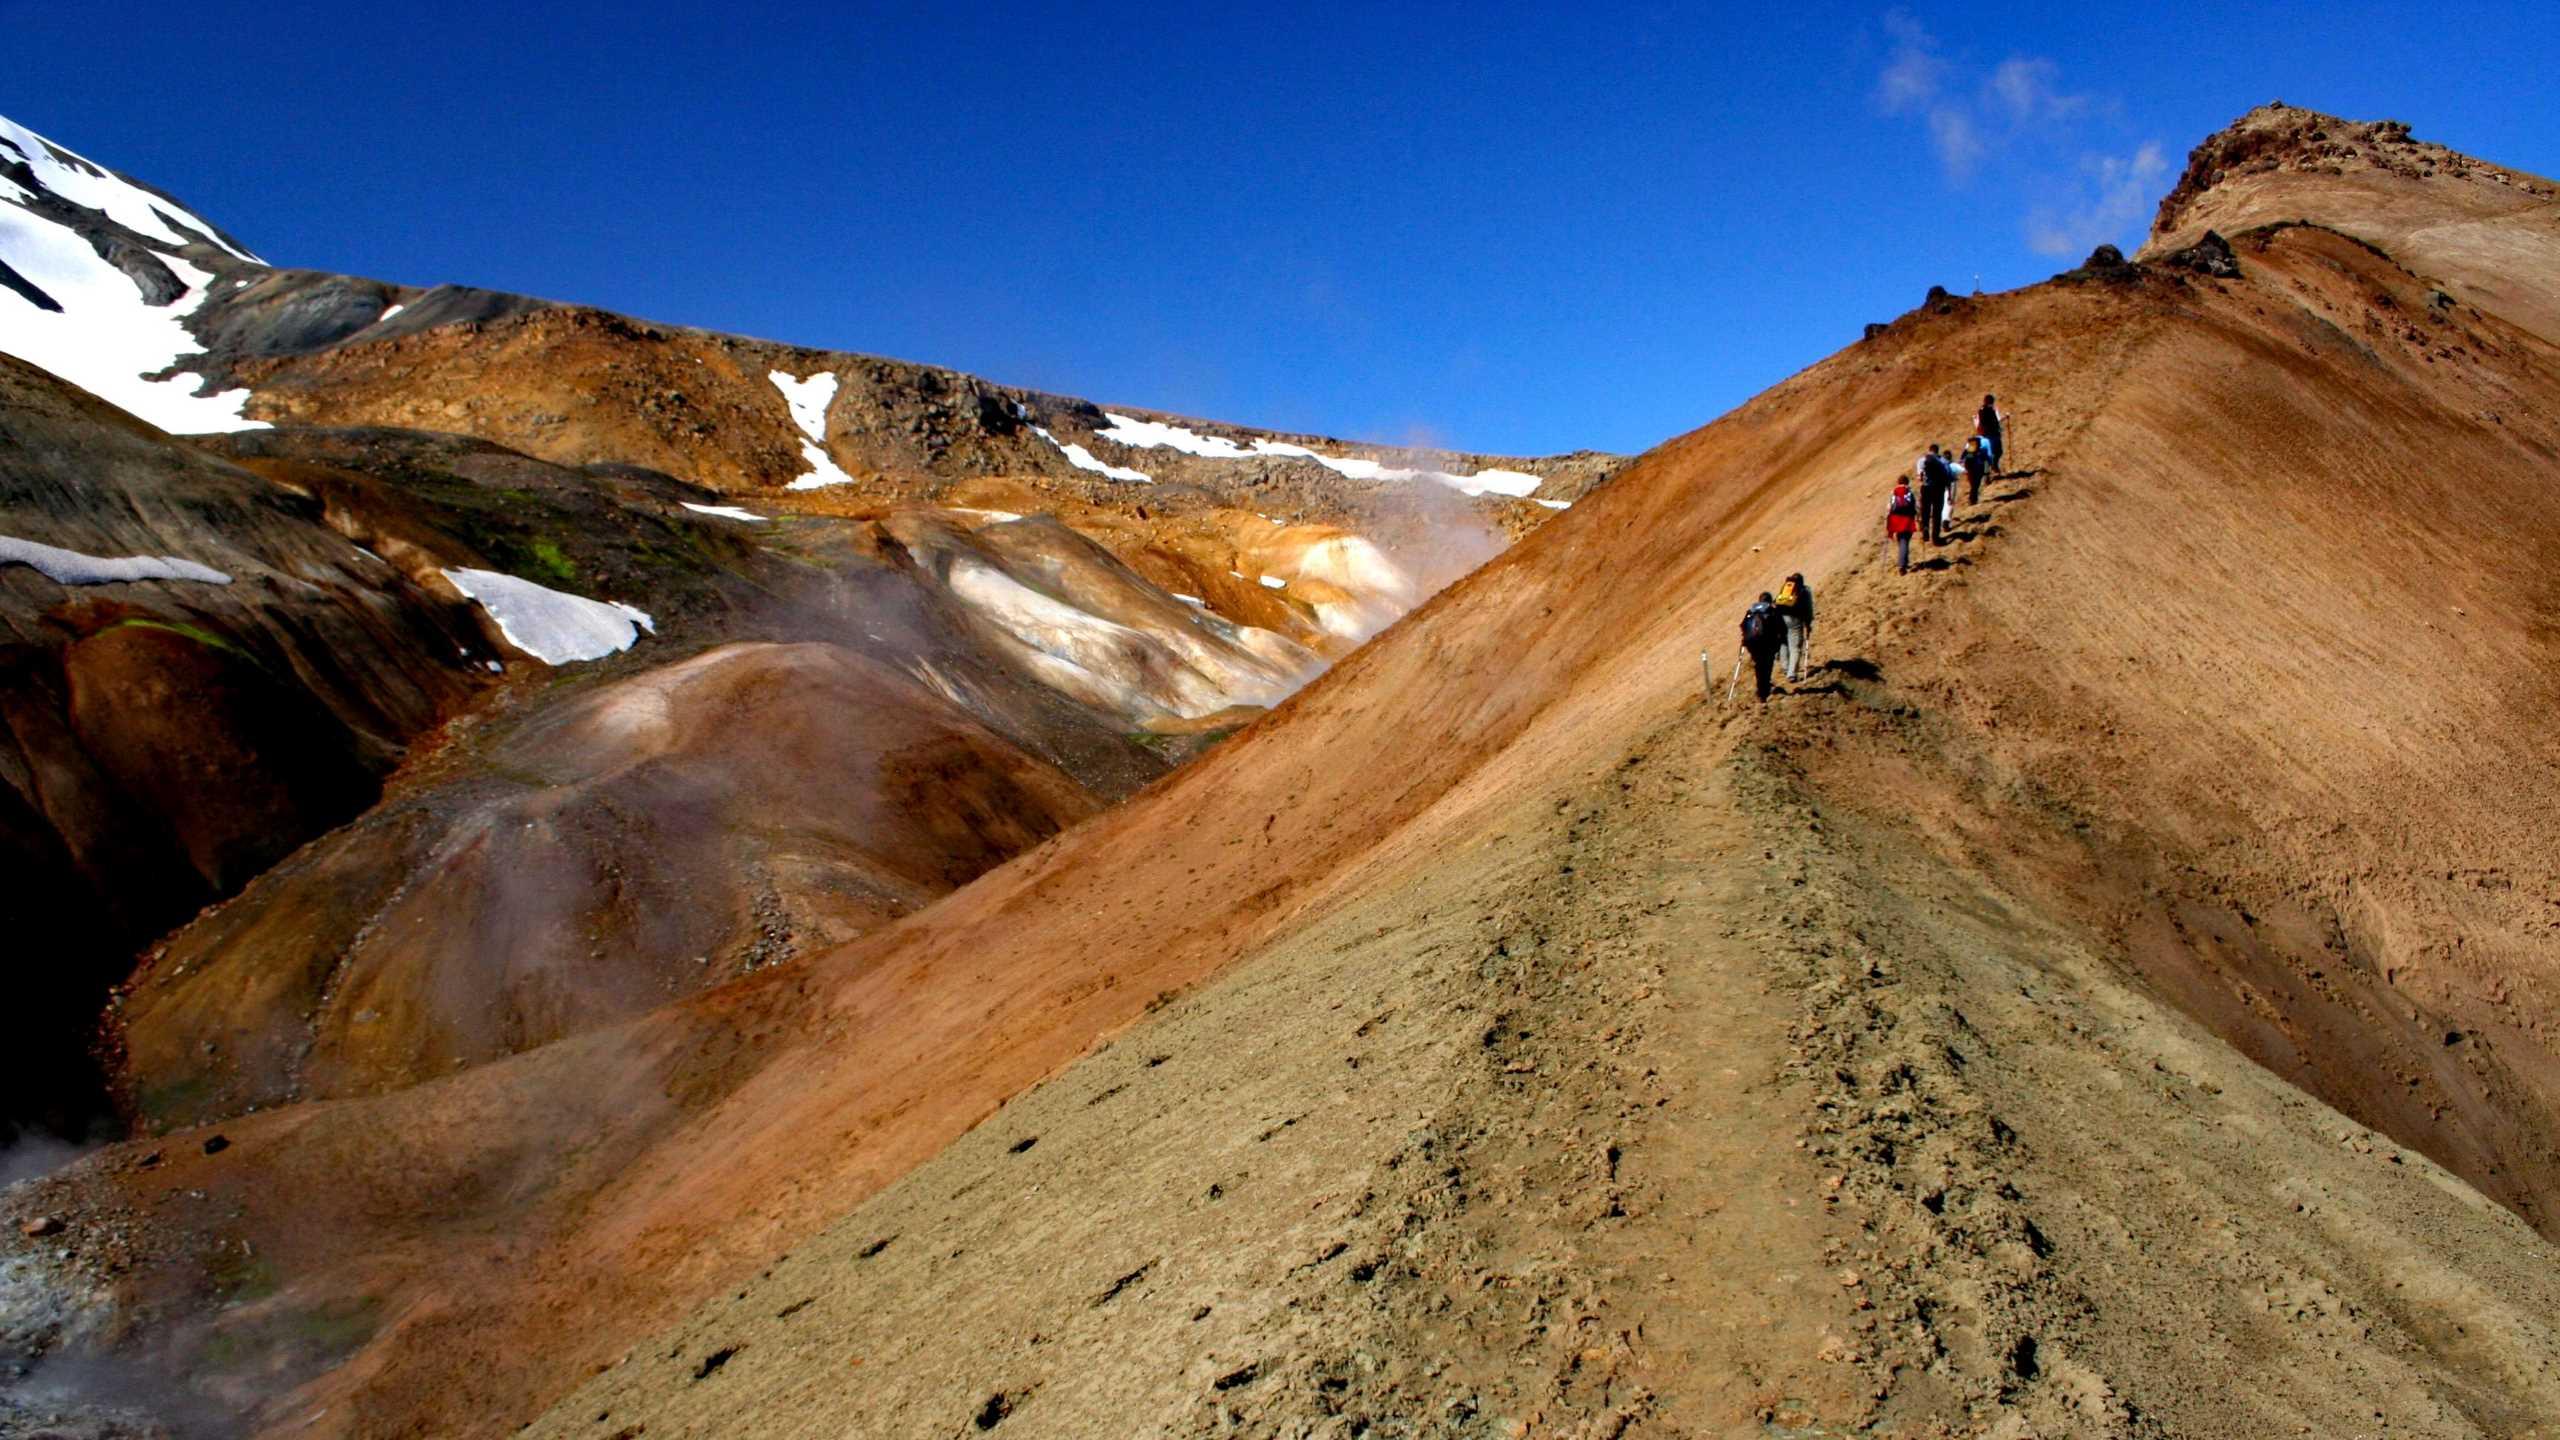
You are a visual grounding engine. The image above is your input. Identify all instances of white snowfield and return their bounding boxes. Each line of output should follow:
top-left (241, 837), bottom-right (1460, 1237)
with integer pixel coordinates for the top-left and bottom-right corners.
top-left (0, 117), bottom-right (257, 260)
top-left (1033, 425), bottom-right (1151, 483)
top-left (0, 136), bottom-right (266, 433)
top-left (680, 502), bottom-right (767, 522)
top-left (443, 567), bottom-right (654, 665)
top-left (0, 535), bottom-right (231, 586)
top-left (1094, 412), bottom-right (1544, 498)
top-left (769, 370), bottom-right (859, 490)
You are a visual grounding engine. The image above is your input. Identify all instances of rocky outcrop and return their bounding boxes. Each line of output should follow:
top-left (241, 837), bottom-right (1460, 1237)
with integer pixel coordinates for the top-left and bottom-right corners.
top-left (2161, 228), bottom-right (2241, 277)
top-left (2141, 102), bottom-right (2560, 343)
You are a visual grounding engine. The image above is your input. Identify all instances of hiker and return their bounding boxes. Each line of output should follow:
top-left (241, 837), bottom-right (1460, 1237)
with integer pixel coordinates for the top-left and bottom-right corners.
top-left (1776, 572), bottom-right (1815, 682)
top-left (1885, 479), bottom-right (1919, 573)
top-left (1962, 434), bottom-right (1991, 505)
top-left (1740, 592), bottom-right (1786, 702)
top-left (1978, 393), bottom-right (2006, 469)
top-left (1918, 444), bottom-right (1955, 545)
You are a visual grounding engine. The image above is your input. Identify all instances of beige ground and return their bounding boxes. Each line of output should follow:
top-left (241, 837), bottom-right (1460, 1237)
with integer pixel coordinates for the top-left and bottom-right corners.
top-left (529, 495), bottom-right (2560, 1438)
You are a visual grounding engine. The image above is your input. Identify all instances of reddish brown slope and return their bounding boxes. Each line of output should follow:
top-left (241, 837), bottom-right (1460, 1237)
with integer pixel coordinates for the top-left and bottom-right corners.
top-left (110, 641), bottom-right (1106, 1128)
top-left (15, 115), bottom-right (2560, 1437)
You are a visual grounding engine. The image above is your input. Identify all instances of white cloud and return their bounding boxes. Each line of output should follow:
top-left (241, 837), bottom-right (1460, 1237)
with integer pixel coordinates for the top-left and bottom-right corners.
top-left (1874, 11), bottom-right (2165, 256)
top-left (1929, 109), bottom-right (1985, 179)
top-left (1876, 12), bottom-right (1943, 112)
top-left (2024, 142), bottom-right (2171, 257)
top-left (1989, 57), bottom-right (2091, 125)
top-left (1876, 12), bottom-right (1980, 177)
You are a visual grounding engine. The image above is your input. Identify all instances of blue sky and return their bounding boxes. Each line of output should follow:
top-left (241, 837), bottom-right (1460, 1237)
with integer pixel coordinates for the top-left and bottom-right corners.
top-left (6, 1), bottom-right (2552, 455)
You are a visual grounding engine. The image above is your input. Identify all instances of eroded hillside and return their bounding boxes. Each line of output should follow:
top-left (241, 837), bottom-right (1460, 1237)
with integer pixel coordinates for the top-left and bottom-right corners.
top-left (5, 105), bottom-right (2557, 1440)
top-left (0, 113), bottom-right (1614, 1147)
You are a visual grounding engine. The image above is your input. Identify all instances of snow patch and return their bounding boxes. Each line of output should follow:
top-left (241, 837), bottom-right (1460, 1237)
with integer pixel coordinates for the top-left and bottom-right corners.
top-left (1096, 413), bottom-right (1262, 459)
top-left (0, 208), bottom-right (264, 432)
top-left (1450, 467), bottom-right (1545, 499)
top-left (443, 567), bottom-right (654, 665)
top-left (768, 370), bottom-right (838, 442)
top-left (769, 370), bottom-right (858, 489)
top-left (1092, 411), bottom-right (1539, 496)
top-left (1533, 497), bottom-right (1572, 510)
top-left (1257, 574), bottom-right (1287, 589)
top-left (376, 303), bottom-right (405, 324)
top-left (783, 441), bottom-right (858, 490)
top-left (0, 116), bottom-right (259, 261)
top-left (1032, 426), bottom-right (1151, 483)
top-left (0, 535), bottom-right (230, 586)
top-left (681, 502), bottom-right (766, 522)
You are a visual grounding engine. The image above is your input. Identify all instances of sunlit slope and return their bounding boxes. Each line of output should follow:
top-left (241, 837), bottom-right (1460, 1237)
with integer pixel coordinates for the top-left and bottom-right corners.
top-left (15, 109), bottom-right (2560, 1438)
top-left (519, 195), bottom-right (2560, 1440)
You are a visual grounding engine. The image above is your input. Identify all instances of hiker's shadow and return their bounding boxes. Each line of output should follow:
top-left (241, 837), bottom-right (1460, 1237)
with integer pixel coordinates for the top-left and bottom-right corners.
top-left (1787, 681), bottom-right (1849, 697)
top-left (1815, 657), bottom-right (1881, 682)
top-left (1989, 487), bottom-right (2035, 504)
top-left (1911, 556), bottom-right (1970, 572)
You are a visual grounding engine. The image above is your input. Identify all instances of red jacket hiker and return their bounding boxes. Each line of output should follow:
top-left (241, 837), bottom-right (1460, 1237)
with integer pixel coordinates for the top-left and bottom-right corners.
top-left (1886, 481), bottom-right (1919, 574)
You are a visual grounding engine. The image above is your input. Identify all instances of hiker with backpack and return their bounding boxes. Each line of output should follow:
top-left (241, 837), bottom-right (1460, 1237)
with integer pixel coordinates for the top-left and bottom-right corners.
top-left (1962, 435), bottom-right (1991, 505)
top-left (1885, 479), bottom-right (1919, 573)
top-left (1740, 593), bottom-right (1786, 702)
top-left (1917, 445), bottom-right (1955, 545)
top-left (1776, 572), bottom-right (1815, 681)
top-left (1978, 394), bottom-right (2007, 470)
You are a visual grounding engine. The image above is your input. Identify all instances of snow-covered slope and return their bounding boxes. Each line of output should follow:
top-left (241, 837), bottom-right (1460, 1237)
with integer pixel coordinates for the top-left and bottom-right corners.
top-left (0, 116), bottom-right (265, 433)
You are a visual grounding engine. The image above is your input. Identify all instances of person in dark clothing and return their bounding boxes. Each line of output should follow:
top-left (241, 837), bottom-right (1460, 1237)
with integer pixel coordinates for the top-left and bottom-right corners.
top-left (1978, 394), bottom-right (2006, 469)
top-left (1885, 480), bottom-right (1918, 573)
top-left (1918, 444), bottom-right (1955, 544)
top-left (1961, 435), bottom-right (1991, 505)
top-left (1740, 593), bottom-right (1786, 702)
top-left (1775, 572), bottom-right (1815, 682)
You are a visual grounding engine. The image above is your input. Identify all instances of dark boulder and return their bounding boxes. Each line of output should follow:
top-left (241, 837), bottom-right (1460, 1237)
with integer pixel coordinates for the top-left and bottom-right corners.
top-left (2164, 230), bottom-right (2242, 278)
top-left (2084, 244), bottom-right (2129, 269)
top-left (1863, 322), bottom-right (1890, 341)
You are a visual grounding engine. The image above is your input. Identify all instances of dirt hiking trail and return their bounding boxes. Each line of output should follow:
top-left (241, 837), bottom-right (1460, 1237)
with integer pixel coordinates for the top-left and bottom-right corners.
top-left (526, 428), bottom-right (2560, 1437)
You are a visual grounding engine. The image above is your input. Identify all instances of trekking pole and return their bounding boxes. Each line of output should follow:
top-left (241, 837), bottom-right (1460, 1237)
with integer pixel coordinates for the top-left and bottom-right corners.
top-left (1700, 649), bottom-right (1711, 701)
top-left (1726, 655), bottom-right (1744, 705)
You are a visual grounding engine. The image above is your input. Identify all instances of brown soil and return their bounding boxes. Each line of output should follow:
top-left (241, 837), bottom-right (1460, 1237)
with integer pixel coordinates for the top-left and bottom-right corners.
top-left (110, 642), bottom-right (1108, 1128)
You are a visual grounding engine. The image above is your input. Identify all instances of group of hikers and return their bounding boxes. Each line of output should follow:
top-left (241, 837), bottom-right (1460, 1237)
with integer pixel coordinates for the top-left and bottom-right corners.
top-left (1885, 393), bottom-right (2008, 573)
top-left (1732, 394), bottom-right (2008, 703)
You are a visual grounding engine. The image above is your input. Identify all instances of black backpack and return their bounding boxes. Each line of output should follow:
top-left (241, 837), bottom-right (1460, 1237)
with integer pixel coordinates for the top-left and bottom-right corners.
top-left (1923, 454), bottom-right (1953, 487)
top-left (1742, 606), bottom-right (1776, 646)
top-left (1889, 490), bottom-right (1918, 518)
